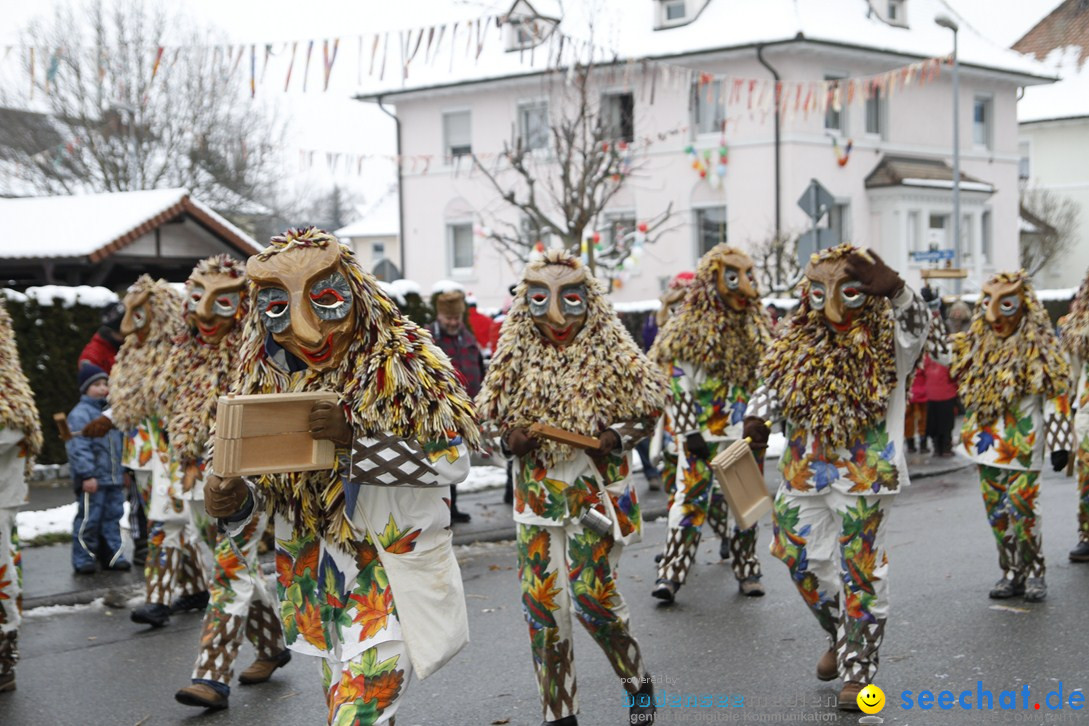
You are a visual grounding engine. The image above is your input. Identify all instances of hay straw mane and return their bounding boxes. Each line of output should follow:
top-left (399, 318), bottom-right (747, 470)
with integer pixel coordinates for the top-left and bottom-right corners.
top-left (109, 276), bottom-right (183, 430)
top-left (760, 243), bottom-right (897, 448)
top-left (649, 244), bottom-right (770, 389)
top-left (231, 228), bottom-right (479, 549)
top-left (0, 299), bottom-right (42, 475)
top-left (476, 249), bottom-right (668, 467)
top-left (952, 271), bottom-right (1070, 426)
top-left (1060, 271), bottom-right (1089, 362)
top-left (166, 255), bottom-right (247, 463)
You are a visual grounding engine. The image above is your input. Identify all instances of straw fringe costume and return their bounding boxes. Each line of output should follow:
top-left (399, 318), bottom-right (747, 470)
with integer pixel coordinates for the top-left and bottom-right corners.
top-left (745, 244), bottom-right (929, 688)
top-left (165, 256), bottom-right (286, 699)
top-left (953, 272), bottom-right (1072, 594)
top-left (477, 250), bottom-right (668, 725)
top-left (649, 246), bottom-right (770, 594)
top-left (218, 229), bottom-right (478, 726)
top-left (0, 300), bottom-right (42, 687)
top-left (111, 276), bottom-right (210, 614)
top-left (1059, 272), bottom-right (1089, 557)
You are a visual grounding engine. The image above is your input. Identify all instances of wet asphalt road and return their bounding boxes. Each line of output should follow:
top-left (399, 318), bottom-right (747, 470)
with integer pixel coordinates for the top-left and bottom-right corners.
top-left (6, 463), bottom-right (1089, 726)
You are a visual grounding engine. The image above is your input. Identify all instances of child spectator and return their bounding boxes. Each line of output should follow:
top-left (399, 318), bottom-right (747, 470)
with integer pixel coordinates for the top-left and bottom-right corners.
top-left (66, 364), bottom-right (129, 574)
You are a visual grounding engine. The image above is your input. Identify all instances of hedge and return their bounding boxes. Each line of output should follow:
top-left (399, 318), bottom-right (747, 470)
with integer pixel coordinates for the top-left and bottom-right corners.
top-left (7, 296), bottom-right (105, 465)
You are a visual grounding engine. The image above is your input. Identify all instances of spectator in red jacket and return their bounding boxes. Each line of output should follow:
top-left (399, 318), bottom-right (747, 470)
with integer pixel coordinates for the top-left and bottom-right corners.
top-left (465, 293), bottom-right (494, 355)
top-left (924, 354), bottom-right (958, 457)
top-left (77, 302), bottom-right (125, 373)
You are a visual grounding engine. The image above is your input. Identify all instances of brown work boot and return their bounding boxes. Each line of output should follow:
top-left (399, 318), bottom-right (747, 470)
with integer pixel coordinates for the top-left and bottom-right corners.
top-left (175, 682), bottom-right (228, 709)
top-left (838, 682), bottom-right (865, 711)
top-left (238, 649), bottom-right (292, 685)
top-left (816, 648), bottom-right (838, 681)
top-left (738, 577), bottom-right (765, 597)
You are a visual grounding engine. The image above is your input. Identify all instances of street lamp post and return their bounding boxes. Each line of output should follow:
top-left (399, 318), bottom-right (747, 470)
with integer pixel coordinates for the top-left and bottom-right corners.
top-left (935, 14), bottom-right (960, 289)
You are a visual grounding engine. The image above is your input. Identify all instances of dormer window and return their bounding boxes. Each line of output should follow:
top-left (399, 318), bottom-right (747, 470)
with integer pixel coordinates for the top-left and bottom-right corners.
top-left (507, 17), bottom-right (540, 50)
top-left (660, 0), bottom-right (686, 25)
top-left (886, 0), bottom-right (908, 27)
top-left (503, 1), bottom-right (557, 52)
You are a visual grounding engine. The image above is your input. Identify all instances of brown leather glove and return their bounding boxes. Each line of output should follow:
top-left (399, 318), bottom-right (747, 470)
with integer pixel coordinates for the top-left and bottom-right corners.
top-left (742, 416), bottom-right (771, 451)
top-left (181, 460), bottom-right (201, 493)
top-left (81, 415), bottom-right (115, 438)
top-left (309, 401), bottom-right (353, 446)
top-left (590, 429), bottom-right (622, 460)
top-left (845, 249), bottom-right (904, 299)
top-left (203, 474), bottom-right (249, 518)
top-left (505, 427), bottom-right (540, 457)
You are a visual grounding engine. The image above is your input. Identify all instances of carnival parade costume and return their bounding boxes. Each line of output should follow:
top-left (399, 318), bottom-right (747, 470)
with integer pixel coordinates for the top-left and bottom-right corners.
top-left (649, 246), bottom-right (770, 600)
top-left (203, 228), bottom-right (478, 726)
top-left (743, 244), bottom-right (930, 709)
top-left (476, 249), bottom-right (668, 726)
top-left (166, 256), bottom-right (288, 710)
top-left (110, 276), bottom-right (211, 627)
top-left (0, 299), bottom-right (43, 691)
top-left (1059, 270), bottom-right (1089, 563)
top-left (952, 271), bottom-right (1072, 601)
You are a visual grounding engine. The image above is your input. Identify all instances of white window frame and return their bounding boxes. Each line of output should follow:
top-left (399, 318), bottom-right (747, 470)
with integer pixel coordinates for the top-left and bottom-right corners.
top-left (864, 86), bottom-right (886, 139)
top-left (828, 200), bottom-right (851, 245)
top-left (972, 95), bottom-right (993, 150)
top-left (601, 91), bottom-right (635, 143)
top-left (602, 209), bottom-right (637, 254)
top-left (372, 241), bottom-right (386, 262)
top-left (1018, 139), bottom-right (1031, 182)
top-left (443, 109), bottom-right (472, 162)
top-left (659, 0), bottom-right (687, 26)
top-left (691, 77), bottom-right (726, 137)
top-left (693, 204), bottom-right (727, 260)
top-left (981, 209), bottom-right (992, 265)
top-left (506, 17), bottom-right (539, 51)
top-left (517, 99), bottom-right (550, 153)
top-left (447, 221), bottom-right (475, 277)
top-left (824, 73), bottom-right (848, 135)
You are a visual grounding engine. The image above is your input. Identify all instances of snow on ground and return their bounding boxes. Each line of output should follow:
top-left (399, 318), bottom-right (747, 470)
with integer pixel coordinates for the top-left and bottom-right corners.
top-left (17, 500), bottom-right (131, 540)
top-left (22, 598), bottom-right (106, 619)
top-left (461, 464), bottom-right (509, 492)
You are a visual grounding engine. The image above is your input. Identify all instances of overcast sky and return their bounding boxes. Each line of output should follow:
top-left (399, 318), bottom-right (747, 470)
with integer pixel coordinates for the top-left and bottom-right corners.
top-left (0, 0), bottom-right (1064, 213)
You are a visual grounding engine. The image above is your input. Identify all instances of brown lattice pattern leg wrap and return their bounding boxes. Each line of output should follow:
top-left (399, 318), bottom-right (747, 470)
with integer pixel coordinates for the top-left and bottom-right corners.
top-left (730, 523), bottom-right (762, 581)
top-left (176, 538), bottom-right (208, 597)
top-left (192, 612), bottom-right (246, 684)
top-left (537, 637), bottom-right (578, 723)
top-left (837, 617), bottom-right (886, 684)
top-left (656, 526), bottom-right (700, 586)
top-left (245, 599), bottom-right (286, 660)
top-left (0, 631), bottom-right (16, 675)
top-left (145, 545), bottom-right (180, 605)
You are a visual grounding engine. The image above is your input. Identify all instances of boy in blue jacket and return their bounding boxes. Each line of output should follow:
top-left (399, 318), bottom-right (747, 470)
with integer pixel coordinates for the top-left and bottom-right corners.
top-left (67, 364), bottom-right (129, 574)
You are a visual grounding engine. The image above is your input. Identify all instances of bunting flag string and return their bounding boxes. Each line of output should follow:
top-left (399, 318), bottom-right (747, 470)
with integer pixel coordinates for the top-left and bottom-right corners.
top-left (0, 17), bottom-right (946, 118)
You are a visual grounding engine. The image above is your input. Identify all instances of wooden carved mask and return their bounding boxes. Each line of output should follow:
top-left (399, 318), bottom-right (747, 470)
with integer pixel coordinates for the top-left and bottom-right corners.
top-left (524, 262), bottom-right (589, 347)
top-left (804, 256), bottom-right (869, 334)
top-left (247, 243), bottom-right (356, 372)
top-left (185, 271), bottom-right (245, 345)
top-left (715, 251), bottom-right (759, 312)
top-left (981, 276), bottom-right (1025, 339)
top-left (120, 288), bottom-right (152, 345)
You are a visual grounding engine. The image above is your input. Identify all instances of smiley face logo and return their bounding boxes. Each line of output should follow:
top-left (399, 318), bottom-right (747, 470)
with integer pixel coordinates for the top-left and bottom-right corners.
top-left (857, 684), bottom-right (886, 714)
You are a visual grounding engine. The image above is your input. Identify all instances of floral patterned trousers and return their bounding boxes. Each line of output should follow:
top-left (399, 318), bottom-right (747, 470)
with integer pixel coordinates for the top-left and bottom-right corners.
top-left (979, 465), bottom-right (1045, 581)
top-left (770, 489), bottom-right (892, 685)
top-left (658, 441), bottom-right (761, 587)
top-left (191, 512), bottom-right (285, 688)
top-left (321, 639), bottom-right (409, 726)
top-left (0, 508), bottom-right (20, 677)
top-left (144, 518), bottom-right (210, 606)
top-left (517, 521), bottom-right (647, 723)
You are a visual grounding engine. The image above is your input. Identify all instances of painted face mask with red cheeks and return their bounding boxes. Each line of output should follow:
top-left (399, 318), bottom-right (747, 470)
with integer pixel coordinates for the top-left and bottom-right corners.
top-left (805, 258), bottom-right (869, 333)
top-left (524, 264), bottom-right (589, 347)
top-left (715, 253), bottom-right (760, 311)
top-left (247, 243), bottom-right (357, 372)
top-left (981, 278), bottom-right (1025, 339)
top-left (120, 288), bottom-right (152, 346)
top-left (185, 271), bottom-right (244, 345)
